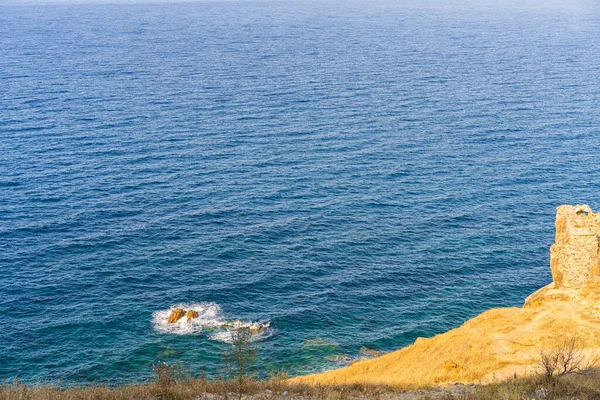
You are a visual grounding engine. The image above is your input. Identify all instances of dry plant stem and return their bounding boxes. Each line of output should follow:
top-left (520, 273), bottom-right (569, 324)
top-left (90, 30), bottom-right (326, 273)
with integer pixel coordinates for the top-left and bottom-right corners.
top-left (5, 372), bottom-right (600, 400)
top-left (538, 337), bottom-right (598, 378)
top-left (222, 326), bottom-right (259, 400)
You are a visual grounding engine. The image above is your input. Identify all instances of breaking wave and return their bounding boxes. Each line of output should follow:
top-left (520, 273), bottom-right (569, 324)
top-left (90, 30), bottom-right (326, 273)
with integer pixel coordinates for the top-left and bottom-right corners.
top-left (152, 302), bottom-right (223, 335)
top-left (151, 302), bottom-right (272, 342)
top-left (209, 320), bottom-right (272, 343)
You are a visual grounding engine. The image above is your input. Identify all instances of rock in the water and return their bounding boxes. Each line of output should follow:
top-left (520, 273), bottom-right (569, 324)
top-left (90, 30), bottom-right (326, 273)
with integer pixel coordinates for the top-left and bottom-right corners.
top-left (187, 310), bottom-right (199, 321)
top-left (249, 326), bottom-right (264, 335)
top-left (304, 338), bottom-right (338, 346)
top-left (325, 354), bottom-right (351, 362)
top-left (167, 308), bottom-right (186, 324)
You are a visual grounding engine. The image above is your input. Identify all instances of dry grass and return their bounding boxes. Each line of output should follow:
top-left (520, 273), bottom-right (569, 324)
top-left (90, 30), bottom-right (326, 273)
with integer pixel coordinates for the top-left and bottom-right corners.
top-left (3, 371), bottom-right (600, 400)
top-left (291, 306), bottom-right (537, 386)
top-left (0, 377), bottom-right (399, 400)
top-left (291, 285), bottom-right (600, 387)
top-left (462, 370), bottom-right (600, 400)
top-left (538, 337), bottom-right (599, 378)
top-left (6, 284), bottom-right (600, 399)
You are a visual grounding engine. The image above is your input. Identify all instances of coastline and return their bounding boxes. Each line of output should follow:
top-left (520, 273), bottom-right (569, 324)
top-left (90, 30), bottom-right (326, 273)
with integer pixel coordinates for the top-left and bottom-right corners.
top-left (291, 205), bottom-right (600, 387)
top-left (4, 205), bottom-right (600, 399)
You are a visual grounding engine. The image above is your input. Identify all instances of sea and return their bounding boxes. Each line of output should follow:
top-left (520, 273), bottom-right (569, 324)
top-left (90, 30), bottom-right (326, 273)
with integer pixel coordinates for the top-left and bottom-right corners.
top-left (1, 0), bottom-right (600, 384)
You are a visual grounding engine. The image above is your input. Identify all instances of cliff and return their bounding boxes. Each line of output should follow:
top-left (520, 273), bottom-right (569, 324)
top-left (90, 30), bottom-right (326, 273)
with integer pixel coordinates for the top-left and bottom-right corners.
top-left (291, 205), bottom-right (600, 387)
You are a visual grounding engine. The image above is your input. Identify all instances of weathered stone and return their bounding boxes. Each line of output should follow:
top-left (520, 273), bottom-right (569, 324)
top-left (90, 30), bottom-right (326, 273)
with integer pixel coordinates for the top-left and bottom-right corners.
top-left (550, 205), bottom-right (600, 289)
top-left (167, 308), bottom-right (186, 324)
top-left (187, 310), bottom-right (199, 321)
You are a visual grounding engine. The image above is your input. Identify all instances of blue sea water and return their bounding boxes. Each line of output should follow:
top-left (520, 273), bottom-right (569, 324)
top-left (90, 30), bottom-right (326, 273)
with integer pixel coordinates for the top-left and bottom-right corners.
top-left (1, 0), bottom-right (600, 384)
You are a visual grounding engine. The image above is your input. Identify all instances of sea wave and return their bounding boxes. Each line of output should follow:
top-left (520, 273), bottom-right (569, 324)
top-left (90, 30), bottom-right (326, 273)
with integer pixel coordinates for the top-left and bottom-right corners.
top-left (209, 320), bottom-right (273, 343)
top-left (151, 302), bottom-right (223, 335)
top-left (151, 302), bottom-right (272, 342)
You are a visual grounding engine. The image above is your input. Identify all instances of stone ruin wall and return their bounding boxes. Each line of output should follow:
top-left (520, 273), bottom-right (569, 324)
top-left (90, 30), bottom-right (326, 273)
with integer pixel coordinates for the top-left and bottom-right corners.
top-left (550, 204), bottom-right (600, 289)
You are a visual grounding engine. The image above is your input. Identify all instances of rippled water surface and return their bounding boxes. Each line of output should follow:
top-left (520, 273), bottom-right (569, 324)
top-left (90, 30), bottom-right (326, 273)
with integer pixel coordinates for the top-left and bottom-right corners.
top-left (1, 0), bottom-right (600, 383)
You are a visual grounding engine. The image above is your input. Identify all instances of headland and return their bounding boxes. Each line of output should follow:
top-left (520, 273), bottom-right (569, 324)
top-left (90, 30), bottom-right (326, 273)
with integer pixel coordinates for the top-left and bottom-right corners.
top-left (292, 205), bottom-right (600, 387)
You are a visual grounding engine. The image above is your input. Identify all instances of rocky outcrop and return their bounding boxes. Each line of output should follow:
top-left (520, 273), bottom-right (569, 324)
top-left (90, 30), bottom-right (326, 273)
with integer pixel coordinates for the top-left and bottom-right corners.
top-left (187, 310), bottom-right (199, 321)
top-left (291, 204), bottom-right (600, 387)
top-left (167, 308), bottom-right (201, 323)
top-left (550, 205), bottom-right (600, 289)
top-left (167, 308), bottom-right (186, 324)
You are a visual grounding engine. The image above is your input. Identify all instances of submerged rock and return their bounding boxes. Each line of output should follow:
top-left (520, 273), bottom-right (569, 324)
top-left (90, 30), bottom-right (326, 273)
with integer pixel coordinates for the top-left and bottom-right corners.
top-left (325, 354), bottom-right (351, 362)
top-left (359, 347), bottom-right (385, 358)
top-left (304, 338), bottom-right (338, 346)
top-left (167, 308), bottom-right (186, 324)
top-left (157, 349), bottom-right (179, 358)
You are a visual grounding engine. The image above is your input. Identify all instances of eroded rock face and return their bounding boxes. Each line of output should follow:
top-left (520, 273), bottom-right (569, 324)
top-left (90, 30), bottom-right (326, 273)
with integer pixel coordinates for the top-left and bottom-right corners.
top-left (167, 308), bottom-right (186, 324)
top-left (550, 205), bottom-right (600, 289)
top-left (187, 310), bottom-right (199, 321)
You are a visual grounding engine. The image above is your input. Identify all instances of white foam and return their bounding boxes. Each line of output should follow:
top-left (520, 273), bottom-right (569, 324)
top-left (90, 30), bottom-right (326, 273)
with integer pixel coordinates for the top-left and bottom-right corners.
top-left (152, 302), bottom-right (223, 335)
top-left (209, 320), bottom-right (272, 343)
top-left (152, 303), bottom-right (272, 342)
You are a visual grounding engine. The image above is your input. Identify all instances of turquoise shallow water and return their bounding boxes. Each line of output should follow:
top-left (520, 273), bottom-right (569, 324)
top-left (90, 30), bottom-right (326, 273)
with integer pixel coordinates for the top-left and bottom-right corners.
top-left (1, 0), bottom-right (600, 384)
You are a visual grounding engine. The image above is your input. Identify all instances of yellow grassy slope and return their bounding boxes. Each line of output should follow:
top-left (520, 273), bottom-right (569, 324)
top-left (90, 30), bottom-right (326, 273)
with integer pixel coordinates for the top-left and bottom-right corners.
top-left (291, 284), bottom-right (600, 387)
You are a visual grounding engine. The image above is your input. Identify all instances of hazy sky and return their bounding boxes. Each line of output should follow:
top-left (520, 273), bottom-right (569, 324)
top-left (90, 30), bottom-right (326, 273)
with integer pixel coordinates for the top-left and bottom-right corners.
top-left (2, 0), bottom-right (596, 16)
top-left (2, 0), bottom-right (595, 5)
top-left (2, 0), bottom-right (249, 4)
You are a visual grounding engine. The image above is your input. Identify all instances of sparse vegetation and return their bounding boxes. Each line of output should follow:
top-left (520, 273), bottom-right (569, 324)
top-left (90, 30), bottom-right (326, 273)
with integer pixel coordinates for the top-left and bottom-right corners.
top-left (6, 335), bottom-right (600, 400)
top-left (5, 369), bottom-right (600, 399)
top-left (460, 369), bottom-right (600, 400)
top-left (222, 325), bottom-right (260, 400)
top-left (0, 378), bottom-right (401, 400)
top-left (152, 362), bottom-right (187, 399)
top-left (538, 337), bottom-right (598, 378)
